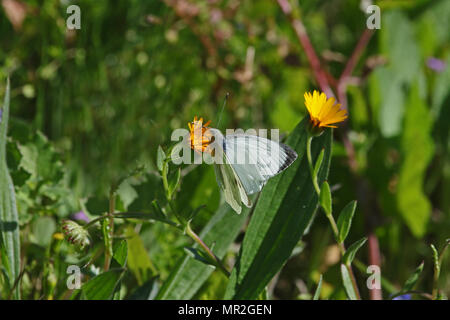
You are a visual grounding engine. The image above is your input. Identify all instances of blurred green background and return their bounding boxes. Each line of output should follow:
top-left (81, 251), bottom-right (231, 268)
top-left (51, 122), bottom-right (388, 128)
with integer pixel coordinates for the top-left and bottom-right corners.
top-left (0, 0), bottom-right (449, 299)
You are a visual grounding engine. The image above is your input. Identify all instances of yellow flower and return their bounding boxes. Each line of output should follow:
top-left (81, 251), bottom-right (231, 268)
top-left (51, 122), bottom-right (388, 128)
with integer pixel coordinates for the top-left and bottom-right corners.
top-left (304, 90), bottom-right (347, 129)
top-left (188, 116), bottom-right (213, 153)
top-left (52, 232), bottom-right (64, 240)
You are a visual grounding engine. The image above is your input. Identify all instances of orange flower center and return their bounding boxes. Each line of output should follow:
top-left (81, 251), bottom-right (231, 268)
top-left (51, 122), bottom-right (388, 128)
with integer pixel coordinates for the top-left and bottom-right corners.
top-left (188, 116), bottom-right (213, 153)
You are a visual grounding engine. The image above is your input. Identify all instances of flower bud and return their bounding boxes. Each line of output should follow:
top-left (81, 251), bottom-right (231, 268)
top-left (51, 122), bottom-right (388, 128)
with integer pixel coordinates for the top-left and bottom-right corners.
top-left (61, 220), bottom-right (90, 249)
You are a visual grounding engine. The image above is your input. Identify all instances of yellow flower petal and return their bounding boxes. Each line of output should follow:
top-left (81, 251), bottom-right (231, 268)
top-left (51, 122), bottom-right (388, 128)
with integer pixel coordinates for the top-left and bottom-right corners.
top-left (303, 90), bottom-right (347, 128)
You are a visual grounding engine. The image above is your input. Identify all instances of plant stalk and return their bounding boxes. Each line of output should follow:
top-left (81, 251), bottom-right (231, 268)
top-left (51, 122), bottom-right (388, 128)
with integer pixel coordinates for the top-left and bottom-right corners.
top-left (307, 135), bottom-right (361, 300)
top-left (185, 221), bottom-right (230, 278)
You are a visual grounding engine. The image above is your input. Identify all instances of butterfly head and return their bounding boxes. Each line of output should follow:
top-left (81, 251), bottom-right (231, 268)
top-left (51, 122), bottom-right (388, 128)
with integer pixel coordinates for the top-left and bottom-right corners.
top-left (188, 116), bottom-right (214, 153)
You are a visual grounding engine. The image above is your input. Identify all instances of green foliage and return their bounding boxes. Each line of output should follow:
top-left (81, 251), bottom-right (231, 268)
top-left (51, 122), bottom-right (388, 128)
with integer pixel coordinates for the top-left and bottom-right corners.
top-left (313, 274), bottom-right (323, 300)
top-left (340, 264), bottom-right (357, 300)
top-left (319, 181), bottom-right (332, 216)
top-left (403, 262), bottom-right (425, 293)
top-left (125, 227), bottom-right (156, 286)
top-left (396, 85), bottom-right (434, 238)
top-left (112, 240), bottom-right (128, 268)
top-left (343, 238), bottom-right (367, 266)
top-left (336, 201), bottom-right (357, 244)
top-left (80, 269), bottom-right (125, 300)
top-left (157, 203), bottom-right (250, 299)
top-left (0, 79), bottom-right (21, 299)
top-left (391, 261), bottom-right (425, 298)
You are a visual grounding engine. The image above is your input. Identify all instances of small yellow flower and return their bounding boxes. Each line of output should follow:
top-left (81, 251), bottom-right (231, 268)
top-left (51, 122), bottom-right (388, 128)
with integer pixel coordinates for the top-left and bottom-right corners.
top-left (52, 232), bottom-right (64, 240)
top-left (188, 116), bottom-right (213, 153)
top-left (304, 90), bottom-right (348, 129)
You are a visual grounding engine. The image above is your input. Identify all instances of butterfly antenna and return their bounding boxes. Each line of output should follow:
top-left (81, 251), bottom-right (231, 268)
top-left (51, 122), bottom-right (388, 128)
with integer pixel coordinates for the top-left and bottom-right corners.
top-left (216, 92), bottom-right (229, 130)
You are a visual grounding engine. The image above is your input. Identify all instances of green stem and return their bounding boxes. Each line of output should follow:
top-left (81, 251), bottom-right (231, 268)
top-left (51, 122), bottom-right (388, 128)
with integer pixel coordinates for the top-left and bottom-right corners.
top-left (83, 215), bottom-right (108, 229)
top-left (185, 221), bottom-right (230, 278)
top-left (104, 191), bottom-right (116, 271)
top-left (432, 240), bottom-right (449, 299)
top-left (307, 134), bottom-right (361, 300)
top-left (306, 135), bottom-right (321, 195)
top-left (160, 148), bottom-right (228, 277)
top-left (162, 160), bottom-right (170, 200)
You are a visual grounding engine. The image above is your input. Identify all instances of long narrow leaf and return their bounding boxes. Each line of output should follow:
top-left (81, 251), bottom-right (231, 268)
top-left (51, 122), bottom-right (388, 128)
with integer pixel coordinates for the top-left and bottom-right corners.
top-left (340, 264), bottom-right (357, 300)
top-left (81, 269), bottom-right (125, 300)
top-left (0, 79), bottom-right (21, 299)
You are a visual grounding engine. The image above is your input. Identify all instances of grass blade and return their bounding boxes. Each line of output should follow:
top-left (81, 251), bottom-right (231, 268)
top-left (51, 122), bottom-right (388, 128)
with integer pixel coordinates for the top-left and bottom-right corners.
top-left (0, 79), bottom-right (21, 299)
top-left (341, 264), bottom-right (357, 300)
top-left (313, 274), bottom-right (323, 300)
top-left (343, 237), bottom-right (367, 265)
top-left (337, 201), bottom-right (357, 243)
top-left (81, 269), bottom-right (125, 300)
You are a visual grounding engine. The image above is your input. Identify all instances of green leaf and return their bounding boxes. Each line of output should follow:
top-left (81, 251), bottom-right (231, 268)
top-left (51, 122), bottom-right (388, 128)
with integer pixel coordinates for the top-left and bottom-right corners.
top-left (102, 219), bottom-right (112, 257)
top-left (319, 181), bottom-right (332, 215)
top-left (32, 216), bottom-right (56, 247)
top-left (112, 240), bottom-right (128, 267)
top-left (340, 264), bottom-right (357, 300)
top-left (313, 274), bottom-right (323, 300)
top-left (151, 200), bottom-right (166, 219)
top-left (225, 119), bottom-right (332, 299)
top-left (373, 67), bottom-right (405, 137)
top-left (396, 84), bottom-right (433, 238)
top-left (81, 269), bottom-right (124, 300)
top-left (430, 244), bottom-right (439, 275)
top-left (168, 167), bottom-right (181, 199)
top-left (157, 146), bottom-right (165, 172)
top-left (186, 205), bottom-right (206, 221)
top-left (313, 149), bottom-right (325, 178)
top-left (0, 79), bottom-right (21, 299)
top-left (126, 226), bottom-right (156, 285)
top-left (128, 277), bottom-right (159, 300)
top-left (343, 237), bottom-right (367, 265)
top-left (116, 180), bottom-right (138, 212)
top-left (156, 203), bottom-right (251, 299)
top-left (402, 261), bottom-right (424, 293)
top-left (381, 11), bottom-right (420, 85)
top-left (337, 201), bottom-right (357, 243)
top-left (184, 247), bottom-right (217, 267)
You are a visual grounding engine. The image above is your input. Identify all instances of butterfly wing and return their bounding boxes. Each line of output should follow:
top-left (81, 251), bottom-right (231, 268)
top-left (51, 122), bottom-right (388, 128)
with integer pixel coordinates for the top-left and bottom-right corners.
top-left (213, 155), bottom-right (252, 214)
top-left (224, 134), bottom-right (298, 195)
top-left (208, 128), bottom-right (251, 214)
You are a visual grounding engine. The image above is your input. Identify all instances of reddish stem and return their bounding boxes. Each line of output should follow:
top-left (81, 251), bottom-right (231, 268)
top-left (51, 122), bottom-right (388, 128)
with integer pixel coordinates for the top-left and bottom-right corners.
top-left (368, 233), bottom-right (383, 300)
top-left (337, 29), bottom-right (374, 109)
top-left (277, 0), bottom-right (333, 97)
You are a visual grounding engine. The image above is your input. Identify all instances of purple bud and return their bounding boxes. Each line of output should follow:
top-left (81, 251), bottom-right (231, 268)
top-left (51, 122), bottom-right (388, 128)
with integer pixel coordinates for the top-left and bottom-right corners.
top-left (71, 211), bottom-right (90, 223)
top-left (0, 108), bottom-right (3, 123)
top-left (426, 57), bottom-right (446, 72)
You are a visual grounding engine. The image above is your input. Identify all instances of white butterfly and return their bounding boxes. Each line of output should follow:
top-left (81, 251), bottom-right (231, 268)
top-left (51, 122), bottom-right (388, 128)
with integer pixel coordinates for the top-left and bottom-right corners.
top-left (204, 128), bottom-right (298, 214)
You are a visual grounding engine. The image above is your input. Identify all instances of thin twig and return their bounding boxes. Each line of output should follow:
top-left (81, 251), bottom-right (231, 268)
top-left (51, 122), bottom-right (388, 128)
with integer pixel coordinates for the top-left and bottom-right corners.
top-left (337, 29), bottom-right (374, 110)
top-left (185, 221), bottom-right (231, 278)
top-left (276, 0), bottom-right (333, 97)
